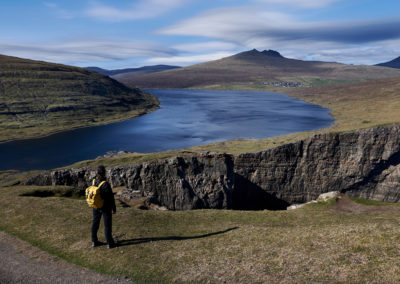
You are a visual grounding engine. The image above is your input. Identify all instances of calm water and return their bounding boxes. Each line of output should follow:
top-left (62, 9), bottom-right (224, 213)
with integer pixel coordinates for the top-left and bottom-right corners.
top-left (0, 89), bottom-right (333, 170)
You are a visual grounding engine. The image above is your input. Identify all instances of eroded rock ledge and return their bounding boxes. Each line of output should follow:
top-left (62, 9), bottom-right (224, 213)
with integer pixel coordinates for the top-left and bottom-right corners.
top-left (25, 125), bottom-right (400, 210)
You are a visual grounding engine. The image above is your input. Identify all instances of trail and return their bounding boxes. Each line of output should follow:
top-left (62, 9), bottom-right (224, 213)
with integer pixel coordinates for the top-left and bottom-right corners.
top-left (0, 230), bottom-right (131, 284)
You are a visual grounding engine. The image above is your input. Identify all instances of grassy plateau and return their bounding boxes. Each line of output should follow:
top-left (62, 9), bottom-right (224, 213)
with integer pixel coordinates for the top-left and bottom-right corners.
top-left (1, 184), bottom-right (400, 283)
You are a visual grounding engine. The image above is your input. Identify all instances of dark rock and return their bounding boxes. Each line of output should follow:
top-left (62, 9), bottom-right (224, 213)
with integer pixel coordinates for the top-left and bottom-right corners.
top-left (261, 50), bottom-right (284, 58)
top-left (117, 154), bottom-right (235, 210)
top-left (234, 125), bottom-right (400, 207)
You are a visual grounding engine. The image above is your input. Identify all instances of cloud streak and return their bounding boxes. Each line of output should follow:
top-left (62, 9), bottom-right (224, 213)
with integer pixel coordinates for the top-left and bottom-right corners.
top-left (146, 51), bottom-right (235, 66)
top-left (160, 7), bottom-right (400, 45)
top-left (253, 0), bottom-right (340, 8)
top-left (0, 40), bottom-right (178, 65)
top-left (86, 0), bottom-right (188, 21)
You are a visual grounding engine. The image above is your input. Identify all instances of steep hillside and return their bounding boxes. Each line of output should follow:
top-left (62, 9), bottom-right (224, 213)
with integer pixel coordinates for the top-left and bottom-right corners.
top-left (86, 65), bottom-right (181, 77)
top-left (0, 54), bottom-right (159, 142)
top-left (118, 49), bottom-right (400, 89)
top-left (376, 56), bottom-right (400, 69)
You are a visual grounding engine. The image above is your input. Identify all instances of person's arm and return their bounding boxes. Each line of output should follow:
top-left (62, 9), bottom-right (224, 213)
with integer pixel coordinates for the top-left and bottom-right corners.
top-left (105, 182), bottom-right (116, 213)
top-left (109, 183), bottom-right (116, 214)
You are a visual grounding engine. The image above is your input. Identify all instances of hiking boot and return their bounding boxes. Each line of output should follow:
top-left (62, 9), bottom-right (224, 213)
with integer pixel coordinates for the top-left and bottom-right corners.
top-left (92, 241), bottom-right (101, 248)
top-left (107, 243), bottom-right (116, 249)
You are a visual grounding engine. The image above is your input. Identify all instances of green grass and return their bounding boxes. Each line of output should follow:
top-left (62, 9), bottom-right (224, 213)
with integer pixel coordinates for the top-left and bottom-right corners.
top-left (348, 196), bottom-right (396, 206)
top-left (1, 185), bottom-right (400, 283)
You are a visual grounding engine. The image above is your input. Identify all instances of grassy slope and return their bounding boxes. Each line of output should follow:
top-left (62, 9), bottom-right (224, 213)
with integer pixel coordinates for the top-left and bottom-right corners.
top-left (119, 49), bottom-right (400, 89)
top-left (1, 185), bottom-right (400, 283)
top-left (0, 54), bottom-right (159, 142)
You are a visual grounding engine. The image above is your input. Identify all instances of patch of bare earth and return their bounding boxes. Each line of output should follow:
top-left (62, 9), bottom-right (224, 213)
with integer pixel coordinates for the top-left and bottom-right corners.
top-left (0, 230), bottom-right (131, 284)
top-left (331, 196), bottom-right (400, 213)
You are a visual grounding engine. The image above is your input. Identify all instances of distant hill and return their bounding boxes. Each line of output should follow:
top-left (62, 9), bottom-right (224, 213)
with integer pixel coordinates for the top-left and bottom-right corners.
top-left (0, 54), bottom-right (159, 142)
top-left (376, 56), bottom-right (400, 69)
top-left (117, 49), bottom-right (400, 89)
top-left (86, 65), bottom-right (181, 77)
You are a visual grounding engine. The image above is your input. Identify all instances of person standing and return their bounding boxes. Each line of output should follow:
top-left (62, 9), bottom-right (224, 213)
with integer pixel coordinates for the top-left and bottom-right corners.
top-left (91, 165), bottom-right (116, 249)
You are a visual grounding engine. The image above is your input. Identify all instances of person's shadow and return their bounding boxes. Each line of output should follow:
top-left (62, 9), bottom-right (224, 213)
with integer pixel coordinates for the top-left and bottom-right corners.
top-left (115, 227), bottom-right (239, 247)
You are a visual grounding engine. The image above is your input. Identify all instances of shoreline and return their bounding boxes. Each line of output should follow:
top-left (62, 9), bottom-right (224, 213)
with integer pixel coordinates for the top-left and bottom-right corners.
top-left (0, 104), bottom-right (160, 145)
top-left (1, 88), bottom-right (333, 146)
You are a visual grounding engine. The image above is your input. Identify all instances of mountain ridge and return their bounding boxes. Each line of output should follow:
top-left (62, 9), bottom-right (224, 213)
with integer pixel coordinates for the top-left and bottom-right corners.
top-left (376, 56), bottom-right (400, 69)
top-left (86, 64), bottom-right (181, 76)
top-left (117, 49), bottom-right (400, 89)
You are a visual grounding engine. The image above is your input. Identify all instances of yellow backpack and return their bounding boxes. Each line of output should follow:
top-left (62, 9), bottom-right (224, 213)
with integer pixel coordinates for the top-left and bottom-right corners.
top-left (85, 179), bottom-right (106, 208)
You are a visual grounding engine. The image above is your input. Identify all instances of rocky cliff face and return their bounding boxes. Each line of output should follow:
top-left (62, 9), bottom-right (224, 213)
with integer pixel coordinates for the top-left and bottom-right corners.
top-left (25, 125), bottom-right (400, 210)
top-left (26, 154), bottom-right (234, 210)
top-left (234, 125), bottom-right (400, 209)
top-left (112, 154), bottom-right (234, 210)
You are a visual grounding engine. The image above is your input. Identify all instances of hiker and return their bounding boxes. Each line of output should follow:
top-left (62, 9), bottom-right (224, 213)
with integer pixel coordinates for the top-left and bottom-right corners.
top-left (90, 165), bottom-right (117, 249)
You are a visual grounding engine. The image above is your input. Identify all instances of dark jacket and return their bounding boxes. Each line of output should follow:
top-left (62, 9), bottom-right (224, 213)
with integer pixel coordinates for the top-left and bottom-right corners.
top-left (94, 178), bottom-right (116, 212)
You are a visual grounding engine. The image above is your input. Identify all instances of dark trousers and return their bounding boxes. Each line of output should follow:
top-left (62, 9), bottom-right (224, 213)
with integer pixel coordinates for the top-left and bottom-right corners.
top-left (91, 208), bottom-right (114, 244)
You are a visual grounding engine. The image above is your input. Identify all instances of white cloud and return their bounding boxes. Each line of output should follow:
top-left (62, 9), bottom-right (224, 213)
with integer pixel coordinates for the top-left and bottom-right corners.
top-left (86, 0), bottom-right (188, 21)
top-left (306, 41), bottom-right (400, 65)
top-left (146, 52), bottom-right (235, 66)
top-left (173, 41), bottom-right (240, 53)
top-left (0, 40), bottom-right (178, 65)
top-left (253, 0), bottom-right (340, 8)
top-left (158, 7), bottom-right (295, 40)
top-left (159, 6), bottom-right (400, 65)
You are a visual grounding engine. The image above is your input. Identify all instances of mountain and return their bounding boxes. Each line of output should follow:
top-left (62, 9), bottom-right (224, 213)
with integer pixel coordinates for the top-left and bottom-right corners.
top-left (376, 56), bottom-right (400, 69)
top-left (86, 65), bottom-right (181, 77)
top-left (116, 49), bottom-right (400, 89)
top-left (0, 54), bottom-right (159, 142)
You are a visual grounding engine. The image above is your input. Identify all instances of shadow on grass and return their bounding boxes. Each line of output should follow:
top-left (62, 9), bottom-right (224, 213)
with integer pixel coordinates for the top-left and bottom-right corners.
top-left (116, 227), bottom-right (239, 247)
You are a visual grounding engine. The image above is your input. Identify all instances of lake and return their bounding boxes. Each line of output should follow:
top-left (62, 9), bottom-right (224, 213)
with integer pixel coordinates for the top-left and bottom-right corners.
top-left (0, 89), bottom-right (333, 170)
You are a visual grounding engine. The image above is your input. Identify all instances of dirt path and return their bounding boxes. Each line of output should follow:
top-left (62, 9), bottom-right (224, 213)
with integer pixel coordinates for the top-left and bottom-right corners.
top-left (0, 230), bottom-right (132, 284)
top-left (331, 195), bottom-right (400, 213)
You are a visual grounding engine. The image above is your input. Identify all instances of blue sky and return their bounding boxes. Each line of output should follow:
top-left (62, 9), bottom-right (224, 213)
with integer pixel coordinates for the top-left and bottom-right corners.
top-left (1, 0), bottom-right (400, 68)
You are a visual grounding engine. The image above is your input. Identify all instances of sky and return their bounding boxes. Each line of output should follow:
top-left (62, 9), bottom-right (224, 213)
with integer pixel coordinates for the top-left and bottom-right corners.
top-left (1, 0), bottom-right (400, 69)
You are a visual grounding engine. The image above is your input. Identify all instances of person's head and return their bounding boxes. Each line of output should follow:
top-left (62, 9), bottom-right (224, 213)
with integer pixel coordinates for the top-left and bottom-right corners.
top-left (96, 165), bottom-right (106, 180)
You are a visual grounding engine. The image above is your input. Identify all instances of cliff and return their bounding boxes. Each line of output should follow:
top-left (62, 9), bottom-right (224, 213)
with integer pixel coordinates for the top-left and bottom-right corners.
top-left (25, 125), bottom-right (400, 210)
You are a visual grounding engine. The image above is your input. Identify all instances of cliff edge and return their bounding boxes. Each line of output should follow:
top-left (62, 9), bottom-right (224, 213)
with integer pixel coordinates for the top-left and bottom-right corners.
top-left (25, 125), bottom-right (400, 210)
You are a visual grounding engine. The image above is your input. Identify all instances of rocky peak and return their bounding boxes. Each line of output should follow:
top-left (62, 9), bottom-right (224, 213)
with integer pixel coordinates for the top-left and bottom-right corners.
top-left (261, 49), bottom-right (284, 58)
top-left (233, 49), bottom-right (285, 61)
